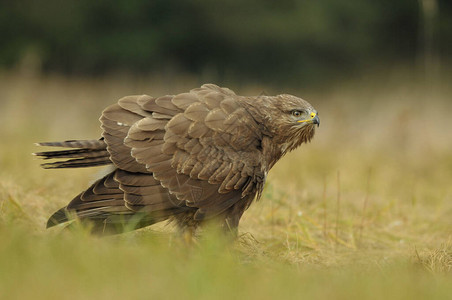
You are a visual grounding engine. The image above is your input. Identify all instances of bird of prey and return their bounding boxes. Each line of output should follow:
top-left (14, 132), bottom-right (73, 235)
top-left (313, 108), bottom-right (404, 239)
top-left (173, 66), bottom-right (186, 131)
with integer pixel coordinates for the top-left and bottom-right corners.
top-left (35, 84), bottom-right (319, 235)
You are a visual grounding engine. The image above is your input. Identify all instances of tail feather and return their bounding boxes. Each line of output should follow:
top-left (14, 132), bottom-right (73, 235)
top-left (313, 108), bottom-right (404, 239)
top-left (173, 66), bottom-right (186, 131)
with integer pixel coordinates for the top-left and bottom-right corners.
top-left (40, 157), bottom-right (112, 169)
top-left (34, 149), bottom-right (109, 160)
top-left (34, 139), bottom-right (112, 169)
top-left (36, 139), bottom-right (106, 149)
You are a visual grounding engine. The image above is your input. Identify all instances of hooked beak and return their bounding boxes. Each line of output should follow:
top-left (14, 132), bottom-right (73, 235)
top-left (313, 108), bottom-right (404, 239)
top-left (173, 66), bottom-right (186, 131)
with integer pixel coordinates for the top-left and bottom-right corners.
top-left (297, 112), bottom-right (320, 127)
top-left (312, 115), bottom-right (320, 127)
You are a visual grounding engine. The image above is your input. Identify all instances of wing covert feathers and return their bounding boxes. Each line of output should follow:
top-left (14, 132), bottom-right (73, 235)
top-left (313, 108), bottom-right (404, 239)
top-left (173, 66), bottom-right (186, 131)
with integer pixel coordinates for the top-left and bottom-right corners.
top-left (123, 84), bottom-right (265, 217)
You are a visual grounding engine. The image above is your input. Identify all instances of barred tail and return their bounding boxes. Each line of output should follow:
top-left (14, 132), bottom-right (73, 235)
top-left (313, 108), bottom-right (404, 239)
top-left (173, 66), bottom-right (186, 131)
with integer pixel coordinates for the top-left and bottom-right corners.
top-left (34, 139), bottom-right (112, 169)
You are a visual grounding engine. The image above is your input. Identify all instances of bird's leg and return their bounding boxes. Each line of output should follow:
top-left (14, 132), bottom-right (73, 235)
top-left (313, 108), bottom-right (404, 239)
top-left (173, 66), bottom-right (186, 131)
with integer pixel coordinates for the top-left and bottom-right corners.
top-left (221, 217), bottom-right (240, 239)
top-left (220, 200), bottom-right (249, 239)
top-left (181, 225), bottom-right (197, 245)
top-left (171, 211), bottom-right (199, 245)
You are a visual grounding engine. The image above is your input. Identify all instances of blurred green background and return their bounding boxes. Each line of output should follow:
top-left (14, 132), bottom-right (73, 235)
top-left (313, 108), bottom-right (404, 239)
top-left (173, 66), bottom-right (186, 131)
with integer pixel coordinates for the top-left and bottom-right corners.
top-left (1, 0), bottom-right (451, 87)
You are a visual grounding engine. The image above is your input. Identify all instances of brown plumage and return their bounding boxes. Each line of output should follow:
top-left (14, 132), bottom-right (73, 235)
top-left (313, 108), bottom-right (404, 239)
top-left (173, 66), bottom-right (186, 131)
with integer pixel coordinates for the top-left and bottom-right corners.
top-left (34, 84), bottom-right (319, 235)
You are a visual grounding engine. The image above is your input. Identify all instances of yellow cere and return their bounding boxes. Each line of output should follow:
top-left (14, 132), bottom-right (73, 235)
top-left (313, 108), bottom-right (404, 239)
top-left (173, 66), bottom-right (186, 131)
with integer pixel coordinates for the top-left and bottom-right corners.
top-left (297, 112), bottom-right (317, 123)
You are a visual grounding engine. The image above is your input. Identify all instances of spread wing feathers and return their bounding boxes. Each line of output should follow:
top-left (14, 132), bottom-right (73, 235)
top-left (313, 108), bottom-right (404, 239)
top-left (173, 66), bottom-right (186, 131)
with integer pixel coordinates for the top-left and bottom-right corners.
top-left (47, 169), bottom-right (188, 234)
top-left (34, 139), bottom-right (112, 169)
top-left (124, 84), bottom-right (266, 218)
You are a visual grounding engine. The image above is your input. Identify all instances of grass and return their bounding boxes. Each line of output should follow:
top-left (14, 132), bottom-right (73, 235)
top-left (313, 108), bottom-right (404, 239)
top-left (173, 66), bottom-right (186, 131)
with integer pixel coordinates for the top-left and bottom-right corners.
top-left (0, 70), bottom-right (451, 299)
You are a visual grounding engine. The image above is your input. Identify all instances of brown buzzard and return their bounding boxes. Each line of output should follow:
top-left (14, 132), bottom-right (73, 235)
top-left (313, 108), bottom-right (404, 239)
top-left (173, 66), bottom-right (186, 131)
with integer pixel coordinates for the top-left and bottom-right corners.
top-left (35, 84), bottom-right (319, 235)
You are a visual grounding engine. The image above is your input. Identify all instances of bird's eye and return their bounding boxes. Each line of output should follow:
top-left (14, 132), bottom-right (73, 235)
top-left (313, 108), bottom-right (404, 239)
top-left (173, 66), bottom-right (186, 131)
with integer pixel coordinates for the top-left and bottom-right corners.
top-left (292, 110), bottom-right (302, 117)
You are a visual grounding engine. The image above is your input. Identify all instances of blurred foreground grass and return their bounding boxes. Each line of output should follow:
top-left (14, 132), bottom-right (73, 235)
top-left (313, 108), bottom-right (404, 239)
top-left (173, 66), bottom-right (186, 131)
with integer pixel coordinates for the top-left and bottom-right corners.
top-left (0, 71), bottom-right (451, 299)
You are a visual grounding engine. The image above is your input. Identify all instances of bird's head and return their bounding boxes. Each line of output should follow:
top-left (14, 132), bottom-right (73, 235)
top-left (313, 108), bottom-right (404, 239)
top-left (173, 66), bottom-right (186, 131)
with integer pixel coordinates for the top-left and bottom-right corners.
top-left (244, 94), bottom-right (319, 153)
top-left (276, 94), bottom-right (319, 126)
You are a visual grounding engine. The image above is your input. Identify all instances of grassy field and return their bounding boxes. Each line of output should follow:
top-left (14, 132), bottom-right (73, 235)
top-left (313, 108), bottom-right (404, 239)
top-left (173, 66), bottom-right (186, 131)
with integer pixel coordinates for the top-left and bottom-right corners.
top-left (0, 71), bottom-right (451, 299)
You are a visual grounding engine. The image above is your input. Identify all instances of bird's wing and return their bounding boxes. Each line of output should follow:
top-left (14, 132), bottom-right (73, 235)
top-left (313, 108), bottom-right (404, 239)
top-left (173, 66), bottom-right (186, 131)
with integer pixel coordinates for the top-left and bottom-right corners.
top-left (100, 96), bottom-right (153, 173)
top-left (97, 94), bottom-right (188, 214)
top-left (47, 169), bottom-right (187, 233)
top-left (123, 84), bottom-right (265, 219)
